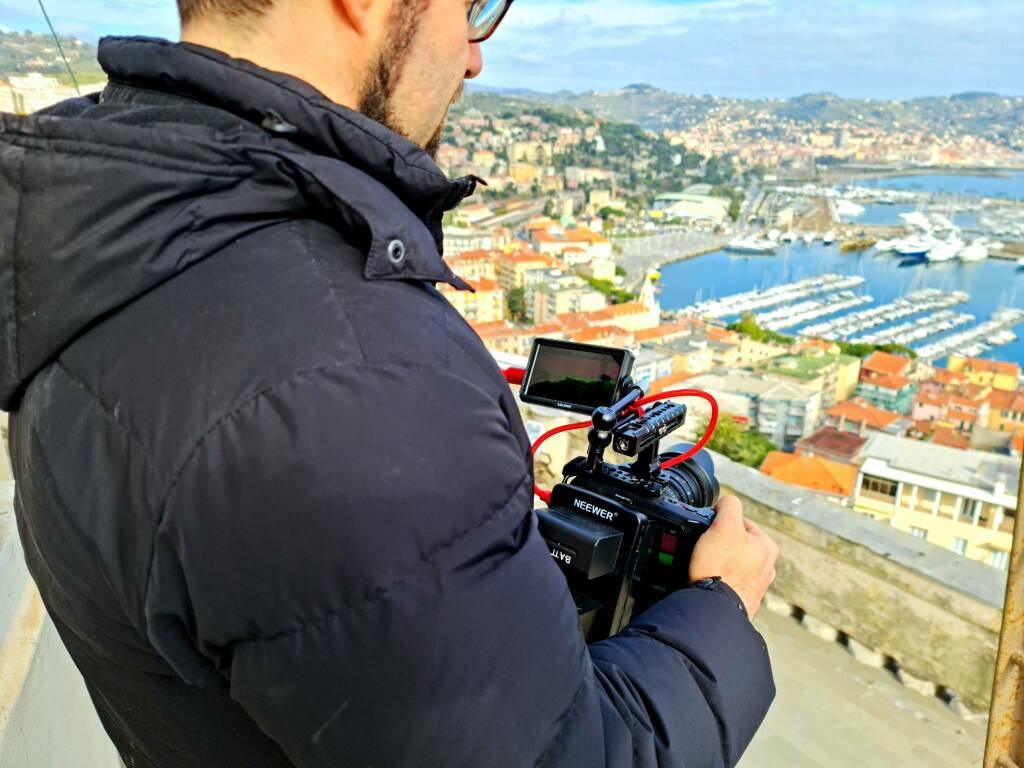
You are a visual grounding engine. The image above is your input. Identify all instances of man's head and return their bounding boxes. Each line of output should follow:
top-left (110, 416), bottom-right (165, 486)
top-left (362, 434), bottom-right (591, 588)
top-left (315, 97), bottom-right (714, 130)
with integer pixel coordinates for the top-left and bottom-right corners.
top-left (178, 0), bottom-right (510, 158)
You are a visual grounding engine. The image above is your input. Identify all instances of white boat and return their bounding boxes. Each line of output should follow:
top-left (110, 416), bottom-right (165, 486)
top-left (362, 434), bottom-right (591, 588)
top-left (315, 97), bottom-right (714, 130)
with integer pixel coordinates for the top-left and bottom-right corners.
top-left (895, 236), bottom-right (936, 258)
top-left (926, 238), bottom-right (962, 263)
top-left (959, 242), bottom-right (989, 262)
top-left (802, 232), bottom-right (817, 244)
top-left (767, 228), bottom-right (781, 242)
top-left (874, 238), bottom-right (899, 252)
top-left (822, 231), bottom-right (837, 245)
top-left (1016, 257), bottom-right (1024, 269)
top-left (726, 237), bottom-right (776, 255)
top-left (836, 199), bottom-right (865, 219)
top-left (780, 231), bottom-right (797, 243)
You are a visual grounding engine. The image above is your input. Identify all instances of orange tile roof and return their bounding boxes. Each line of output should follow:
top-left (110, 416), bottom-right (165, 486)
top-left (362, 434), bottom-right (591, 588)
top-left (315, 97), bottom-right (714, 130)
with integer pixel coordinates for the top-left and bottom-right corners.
top-left (827, 398), bottom-right (901, 430)
top-left (863, 350), bottom-right (912, 376)
top-left (931, 367), bottom-right (966, 385)
top-left (647, 371), bottom-right (696, 394)
top-left (961, 357), bottom-right (1020, 377)
top-left (572, 325), bottom-right (632, 344)
top-left (863, 373), bottom-right (912, 391)
top-left (469, 277), bottom-right (501, 292)
top-left (634, 320), bottom-right (692, 343)
top-left (448, 249), bottom-right (498, 263)
top-left (585, 302), bottom-right (650, 321)
top-left (913, 392), bottom-right (948, 408)
top-left (932, 427), bottom-right (970, 450)
top-left (988, 389), bottom-right (1024, 413)
top-left (760, 452), bottom-right (857, 497)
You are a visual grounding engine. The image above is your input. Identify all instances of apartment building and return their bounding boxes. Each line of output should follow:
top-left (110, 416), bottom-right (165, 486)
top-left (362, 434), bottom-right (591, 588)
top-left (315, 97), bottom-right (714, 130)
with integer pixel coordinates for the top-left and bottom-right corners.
top-left (853, 433), bottom-right (1018, 569)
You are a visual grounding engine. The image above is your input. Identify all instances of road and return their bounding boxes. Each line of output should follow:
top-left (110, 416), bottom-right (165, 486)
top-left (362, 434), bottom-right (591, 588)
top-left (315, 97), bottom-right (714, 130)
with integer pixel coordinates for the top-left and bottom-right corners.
top-left (616, 228), bottom-right (729, 291)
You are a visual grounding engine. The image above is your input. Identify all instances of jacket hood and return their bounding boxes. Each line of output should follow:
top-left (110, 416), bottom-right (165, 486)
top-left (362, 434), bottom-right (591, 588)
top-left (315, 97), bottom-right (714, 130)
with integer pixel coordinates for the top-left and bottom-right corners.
top-left (0, 36), bottom-right (477, 411)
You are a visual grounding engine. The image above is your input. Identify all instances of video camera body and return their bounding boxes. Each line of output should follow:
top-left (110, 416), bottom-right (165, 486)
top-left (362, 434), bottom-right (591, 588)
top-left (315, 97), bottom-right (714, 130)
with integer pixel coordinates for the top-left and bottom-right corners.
top-left (519, 339), bottom-right (720, 642)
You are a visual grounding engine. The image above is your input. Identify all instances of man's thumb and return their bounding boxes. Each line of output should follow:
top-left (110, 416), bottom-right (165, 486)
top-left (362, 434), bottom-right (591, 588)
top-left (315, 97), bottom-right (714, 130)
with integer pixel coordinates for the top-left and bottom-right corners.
top-left (711, 495), bottom-right (744, 532)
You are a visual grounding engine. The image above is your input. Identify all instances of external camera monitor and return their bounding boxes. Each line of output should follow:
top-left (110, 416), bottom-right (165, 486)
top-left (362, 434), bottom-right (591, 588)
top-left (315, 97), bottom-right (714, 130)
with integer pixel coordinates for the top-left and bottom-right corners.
top-left (520, 338), bottom-right (634, 415)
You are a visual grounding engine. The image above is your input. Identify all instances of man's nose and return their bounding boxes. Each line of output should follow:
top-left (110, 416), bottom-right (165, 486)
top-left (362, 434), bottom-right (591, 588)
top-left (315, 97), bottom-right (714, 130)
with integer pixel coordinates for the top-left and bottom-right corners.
top-left (466, 43), bottom-right (483, 79)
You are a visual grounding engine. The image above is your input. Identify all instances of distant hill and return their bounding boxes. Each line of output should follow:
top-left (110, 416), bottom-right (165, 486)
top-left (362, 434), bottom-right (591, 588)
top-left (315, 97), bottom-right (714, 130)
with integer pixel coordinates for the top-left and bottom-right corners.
top-left (459, 83), bottom-right (1023, 146)
top-left (0, 31), bottom-right (105, 85)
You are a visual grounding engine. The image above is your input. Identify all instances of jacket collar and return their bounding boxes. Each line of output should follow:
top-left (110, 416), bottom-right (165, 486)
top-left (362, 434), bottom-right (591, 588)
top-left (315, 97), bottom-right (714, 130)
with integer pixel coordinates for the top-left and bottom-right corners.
top-left (96, 36), bottom-right (477, 289)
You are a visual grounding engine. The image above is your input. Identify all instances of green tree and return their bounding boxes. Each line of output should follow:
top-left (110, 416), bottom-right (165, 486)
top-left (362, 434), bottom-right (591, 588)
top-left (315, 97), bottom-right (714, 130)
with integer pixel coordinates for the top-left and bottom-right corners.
top-left (507, 287), bottom-right (528, 322)
top-left (701, 416), bottom-right (776, 468)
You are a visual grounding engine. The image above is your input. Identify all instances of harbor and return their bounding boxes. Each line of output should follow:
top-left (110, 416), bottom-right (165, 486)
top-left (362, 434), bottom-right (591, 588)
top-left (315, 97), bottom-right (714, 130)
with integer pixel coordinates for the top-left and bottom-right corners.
top-left (658, 238), bottom-right (1024, 368)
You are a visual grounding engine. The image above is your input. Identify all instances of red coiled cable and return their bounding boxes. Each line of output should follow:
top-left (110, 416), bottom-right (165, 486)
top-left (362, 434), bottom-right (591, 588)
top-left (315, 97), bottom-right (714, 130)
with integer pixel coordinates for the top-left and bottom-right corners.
top-left (525, 387), bottom-right (719, 503)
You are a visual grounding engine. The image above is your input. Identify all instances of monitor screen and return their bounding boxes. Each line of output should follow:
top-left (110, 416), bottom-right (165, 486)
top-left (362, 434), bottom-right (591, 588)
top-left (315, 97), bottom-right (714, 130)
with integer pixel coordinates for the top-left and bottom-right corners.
top-left (520, 339), bottom-right (632, 414)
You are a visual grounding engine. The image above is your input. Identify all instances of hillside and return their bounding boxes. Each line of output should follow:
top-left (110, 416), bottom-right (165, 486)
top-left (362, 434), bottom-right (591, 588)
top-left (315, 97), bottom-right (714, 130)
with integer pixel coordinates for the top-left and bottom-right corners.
top-left (466, 83), bottom-right (1024, 147)
top-left (0, 31), bottom-right (105, 85)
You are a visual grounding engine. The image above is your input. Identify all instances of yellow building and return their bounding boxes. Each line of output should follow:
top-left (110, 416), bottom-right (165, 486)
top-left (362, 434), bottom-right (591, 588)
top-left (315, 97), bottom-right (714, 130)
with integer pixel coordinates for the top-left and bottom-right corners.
top-left (947, 355), bottom-right (1020, 392)
top-left (987, 389), bottom-right (1024, 432)
top-left (853, 433), bottom-right (1018, 569)
top-left (494, 250), bottom-right (562, 291)
top-left (439, 277), bottom-right (506, 323)
top-left (509, 162), bottom-right (543, 188)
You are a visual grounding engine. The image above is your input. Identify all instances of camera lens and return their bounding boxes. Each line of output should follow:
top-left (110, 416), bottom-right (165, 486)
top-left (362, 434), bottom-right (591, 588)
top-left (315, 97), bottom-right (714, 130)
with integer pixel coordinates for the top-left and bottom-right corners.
top-left (658, 443), bottom-right (720, 509)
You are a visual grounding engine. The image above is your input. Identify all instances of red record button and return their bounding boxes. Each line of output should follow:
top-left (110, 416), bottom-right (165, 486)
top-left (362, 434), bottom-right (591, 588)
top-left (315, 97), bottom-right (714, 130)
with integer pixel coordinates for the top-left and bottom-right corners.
top-left (660, 532), bottom-right (677, 554)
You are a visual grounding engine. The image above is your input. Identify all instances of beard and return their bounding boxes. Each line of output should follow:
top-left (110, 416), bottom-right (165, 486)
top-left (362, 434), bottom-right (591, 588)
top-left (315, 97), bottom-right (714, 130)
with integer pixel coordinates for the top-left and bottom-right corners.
top-left (357, 0), bottom-right (462, 160)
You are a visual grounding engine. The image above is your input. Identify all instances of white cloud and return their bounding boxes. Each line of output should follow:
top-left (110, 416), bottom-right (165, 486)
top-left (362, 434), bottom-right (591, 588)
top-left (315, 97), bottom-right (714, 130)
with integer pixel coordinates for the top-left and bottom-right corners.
top-left (476, 0), bottom-right (1024, 98)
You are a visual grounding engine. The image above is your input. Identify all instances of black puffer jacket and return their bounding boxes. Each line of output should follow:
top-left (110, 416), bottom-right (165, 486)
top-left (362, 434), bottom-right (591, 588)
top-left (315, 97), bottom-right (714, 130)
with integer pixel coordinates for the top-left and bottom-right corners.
top-left (1, 37), bottom-right (773, 768)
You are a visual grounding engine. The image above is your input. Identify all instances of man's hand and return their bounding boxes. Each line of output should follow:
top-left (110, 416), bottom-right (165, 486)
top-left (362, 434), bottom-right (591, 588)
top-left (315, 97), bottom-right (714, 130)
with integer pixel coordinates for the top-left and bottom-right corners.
top-left (689, 495), bottom-right (778, 620)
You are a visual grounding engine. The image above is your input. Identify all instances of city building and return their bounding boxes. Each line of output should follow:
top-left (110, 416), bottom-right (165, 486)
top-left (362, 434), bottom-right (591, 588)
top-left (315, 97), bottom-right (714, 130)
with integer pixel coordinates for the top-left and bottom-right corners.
top-left (853, 433), bottom-right (1018, 568)
top-left (650, 192), bottom-right (730, 224)
top-left (631, 348), bottom-right (676, 391)
top-left (759, 350), bottom-right (861, 409)
top-left (947, 355), bottom-right (1020, 392)
top-left (795, 427), bottom-right (868, 465)
top-left (760, 451), bottom-right (857, 505)
top-left (855, 373), bottom-right (917, 415)
top-left (439, 278), bottom-right (506, 324)
top-left (442, 227), bottom-right (494, 256)
top-left (685, 370), bottom-right (821, 448)
top-left (826, 397), bottom-right (911, 436)
top-left (529, 227), bottom-right (613, 264)
top-left (444, 249), bottom-right (497, 282)
top-left (987, 389), bottom-right (1024, 433)
top-left (531, 277), bottom-right (607, 325)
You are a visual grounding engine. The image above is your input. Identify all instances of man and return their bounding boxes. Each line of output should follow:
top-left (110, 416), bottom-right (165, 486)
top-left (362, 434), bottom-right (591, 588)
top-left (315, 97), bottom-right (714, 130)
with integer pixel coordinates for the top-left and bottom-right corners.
top-left (0, 0), bottom-right (777, 765)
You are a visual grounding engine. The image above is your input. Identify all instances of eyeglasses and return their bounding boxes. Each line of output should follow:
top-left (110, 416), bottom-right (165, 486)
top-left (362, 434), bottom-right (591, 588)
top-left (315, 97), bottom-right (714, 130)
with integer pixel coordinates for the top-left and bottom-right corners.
top-left (468, 0), bottom-right (514, 43)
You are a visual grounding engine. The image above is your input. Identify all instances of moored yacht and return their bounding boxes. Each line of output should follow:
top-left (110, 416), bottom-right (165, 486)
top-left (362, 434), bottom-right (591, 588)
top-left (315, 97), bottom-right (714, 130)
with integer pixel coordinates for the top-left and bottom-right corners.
top-left (726, 236), bottom-right (776, 255)
top-left (959, 242), bottom-right (989, 262)
top-left (895, 235), bottom-right (936, 259)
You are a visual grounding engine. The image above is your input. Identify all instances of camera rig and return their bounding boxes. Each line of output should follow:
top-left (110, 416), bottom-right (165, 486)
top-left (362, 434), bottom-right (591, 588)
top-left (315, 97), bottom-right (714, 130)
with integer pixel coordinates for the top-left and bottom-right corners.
top-left (507, 339), bottom-right (720, 642)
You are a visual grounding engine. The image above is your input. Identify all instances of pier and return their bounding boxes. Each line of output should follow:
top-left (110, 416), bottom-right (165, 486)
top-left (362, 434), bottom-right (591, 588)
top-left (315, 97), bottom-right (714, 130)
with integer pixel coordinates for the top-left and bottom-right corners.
top-left (797, 289), bottom-right (970, 340)
top-left (686, 273), bottom-right (866, 319)
top-left (916, 308), bottom-right (1024, 361)
top-left (759, 292), bottom-right (874, 332)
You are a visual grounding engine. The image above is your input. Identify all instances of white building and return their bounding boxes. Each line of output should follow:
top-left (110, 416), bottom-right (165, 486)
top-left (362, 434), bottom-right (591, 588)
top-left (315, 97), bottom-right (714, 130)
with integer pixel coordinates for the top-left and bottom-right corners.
top-left (853, 433), bottom-right (1018, 569)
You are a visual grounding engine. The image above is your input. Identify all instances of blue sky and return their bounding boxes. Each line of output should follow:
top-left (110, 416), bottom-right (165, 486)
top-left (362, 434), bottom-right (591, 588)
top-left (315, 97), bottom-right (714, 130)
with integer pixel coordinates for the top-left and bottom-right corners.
top-left (2, 0), bottom-right (1022, 98)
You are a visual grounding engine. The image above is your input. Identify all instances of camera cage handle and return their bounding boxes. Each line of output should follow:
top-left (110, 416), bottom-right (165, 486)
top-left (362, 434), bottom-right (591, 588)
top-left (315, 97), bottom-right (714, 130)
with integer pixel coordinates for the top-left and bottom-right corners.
top-left (502, 368), bottom-right (720, 504)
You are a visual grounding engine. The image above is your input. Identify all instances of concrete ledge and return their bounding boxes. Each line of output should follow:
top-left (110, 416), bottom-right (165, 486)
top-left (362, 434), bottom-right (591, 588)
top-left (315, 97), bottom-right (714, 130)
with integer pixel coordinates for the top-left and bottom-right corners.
top-left (716, 452), bottom-right (1005, 711)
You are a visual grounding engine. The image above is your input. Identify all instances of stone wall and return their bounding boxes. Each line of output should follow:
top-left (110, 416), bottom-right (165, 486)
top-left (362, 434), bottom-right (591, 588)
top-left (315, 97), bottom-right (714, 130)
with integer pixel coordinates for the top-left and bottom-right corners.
top-left (715, 454), bottom-right (1005, 712)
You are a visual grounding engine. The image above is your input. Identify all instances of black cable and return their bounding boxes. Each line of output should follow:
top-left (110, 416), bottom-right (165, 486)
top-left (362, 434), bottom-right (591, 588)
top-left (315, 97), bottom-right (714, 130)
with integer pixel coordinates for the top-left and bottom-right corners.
top-left (37, 0), bottom-right (80, 96)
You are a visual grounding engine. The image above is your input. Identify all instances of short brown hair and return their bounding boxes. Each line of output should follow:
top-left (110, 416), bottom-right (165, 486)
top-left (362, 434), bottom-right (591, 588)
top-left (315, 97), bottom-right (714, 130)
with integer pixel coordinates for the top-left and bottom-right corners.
top-left (177, 0), bottom-right (275, 26)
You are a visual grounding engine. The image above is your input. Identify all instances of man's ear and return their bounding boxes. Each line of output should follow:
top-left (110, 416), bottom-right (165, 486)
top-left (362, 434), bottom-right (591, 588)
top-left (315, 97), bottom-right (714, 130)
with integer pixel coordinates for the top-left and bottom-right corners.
top-left (333, 0), bottom-right (392, 38)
